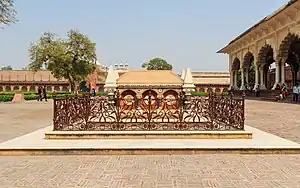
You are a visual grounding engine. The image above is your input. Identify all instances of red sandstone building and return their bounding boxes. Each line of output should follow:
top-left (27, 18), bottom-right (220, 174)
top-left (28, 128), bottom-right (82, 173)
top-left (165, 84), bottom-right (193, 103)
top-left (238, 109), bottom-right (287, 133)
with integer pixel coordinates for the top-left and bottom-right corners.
top-left (0, 66), bottom-right (230, 93)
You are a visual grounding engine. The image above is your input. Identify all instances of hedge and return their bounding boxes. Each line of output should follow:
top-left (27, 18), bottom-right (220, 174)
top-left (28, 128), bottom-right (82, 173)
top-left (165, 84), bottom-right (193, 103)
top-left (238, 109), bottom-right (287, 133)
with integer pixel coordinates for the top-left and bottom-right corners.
top-left (0, 91), bottom-right (70, 96)
top-left (191, 92), bottom-right (228, 96)
top-left (0, 95), bottom-right (14, 102)
top-left (0, 91), bottom-right (226, 102)
top-left (0, 92), bottom-right (108, 102)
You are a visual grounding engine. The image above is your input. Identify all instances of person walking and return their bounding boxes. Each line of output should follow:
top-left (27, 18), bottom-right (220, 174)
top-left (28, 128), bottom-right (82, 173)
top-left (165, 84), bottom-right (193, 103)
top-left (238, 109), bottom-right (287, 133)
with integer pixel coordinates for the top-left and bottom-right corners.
top-left (37, 86), bottom-right (42, 101)
top-left (43, 86), bottom-right (48, 102)
top-left (292, 82), bottom-right (300, 103)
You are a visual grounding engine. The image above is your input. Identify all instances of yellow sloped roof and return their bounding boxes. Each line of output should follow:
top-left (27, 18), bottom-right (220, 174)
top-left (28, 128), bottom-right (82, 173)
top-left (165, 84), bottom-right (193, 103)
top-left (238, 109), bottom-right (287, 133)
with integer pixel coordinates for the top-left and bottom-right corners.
top-left (117, 70), bottom-right (183, 85)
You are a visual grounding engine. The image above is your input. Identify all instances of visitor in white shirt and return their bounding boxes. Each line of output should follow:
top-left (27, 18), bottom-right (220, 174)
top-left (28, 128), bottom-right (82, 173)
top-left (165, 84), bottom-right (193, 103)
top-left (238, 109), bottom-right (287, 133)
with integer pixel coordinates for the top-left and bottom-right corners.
top-left (292, 83), bottom-right (300, 103)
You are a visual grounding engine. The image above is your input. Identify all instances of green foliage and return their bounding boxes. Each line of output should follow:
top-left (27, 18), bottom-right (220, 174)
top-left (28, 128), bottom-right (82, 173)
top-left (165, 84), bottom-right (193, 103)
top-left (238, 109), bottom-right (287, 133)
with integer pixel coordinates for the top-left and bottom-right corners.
top-left (24, 94), bottom-right (38, 100)
top-left (142, 58), bottom-right (172, 70)
top-left (1, 65), bottom-right (12, 70)
top-left (0, 92), bottom-right (108, 102)
top-left (0, 0), bottom-right (17, 26)
top-left (0, 95), bottom-right (13, 102)
top-left (79, 80), bottom-right (90, 92)
top-left (79, 81), bottom-right (87, 88)
top-left (96, 92), bottom-right (108, 96)
top-left (28, 30), bottom-right (97, 92)
top-left (191, 92), bottom-right (228, 97)
top-left (0, 91), bottom-right (70, 95)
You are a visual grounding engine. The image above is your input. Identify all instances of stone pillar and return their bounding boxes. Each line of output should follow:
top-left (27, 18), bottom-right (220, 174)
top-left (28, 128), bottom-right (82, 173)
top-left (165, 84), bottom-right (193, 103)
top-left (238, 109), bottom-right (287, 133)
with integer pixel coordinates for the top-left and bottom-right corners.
top-left (272, 62), bottom-right (280, 90)
top-left (281, 62), bottom-right (286, 86)
top-left (260, 68), bottom-right (266, 90)
top-left (240, 70), bottom-right (246, 90)
top-left (253, 66), bottom-right (260, 90)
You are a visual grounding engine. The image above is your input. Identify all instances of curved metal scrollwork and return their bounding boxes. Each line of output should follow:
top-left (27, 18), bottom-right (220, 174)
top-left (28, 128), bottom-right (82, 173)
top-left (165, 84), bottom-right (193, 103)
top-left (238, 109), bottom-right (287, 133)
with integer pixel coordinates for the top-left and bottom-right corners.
top-left (53, 91), bottom-right (244, 131)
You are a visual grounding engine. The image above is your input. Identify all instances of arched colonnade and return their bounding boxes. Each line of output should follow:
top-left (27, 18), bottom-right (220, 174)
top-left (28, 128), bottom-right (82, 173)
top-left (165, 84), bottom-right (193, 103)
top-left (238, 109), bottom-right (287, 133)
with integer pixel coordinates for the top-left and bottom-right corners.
top-left (223, 1), bottom-right (300, 91)
top-left (230, 32), bottom-right (300, 90)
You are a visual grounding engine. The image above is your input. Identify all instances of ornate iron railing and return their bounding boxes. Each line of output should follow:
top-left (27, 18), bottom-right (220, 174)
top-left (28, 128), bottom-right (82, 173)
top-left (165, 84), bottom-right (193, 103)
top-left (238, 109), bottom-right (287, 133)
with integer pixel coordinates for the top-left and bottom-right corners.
top-left (53, 91), bottom-right (244, 131)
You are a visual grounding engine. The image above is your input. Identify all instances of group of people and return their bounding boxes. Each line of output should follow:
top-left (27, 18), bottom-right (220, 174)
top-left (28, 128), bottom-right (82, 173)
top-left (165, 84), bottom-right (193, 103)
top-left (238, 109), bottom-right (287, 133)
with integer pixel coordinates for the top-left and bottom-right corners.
top-left (276, 83), bottom-right (299, 102)
top-left (240, 83), bottom-right (299, 103)
top-left (37, 86), bottom-right (47, 102)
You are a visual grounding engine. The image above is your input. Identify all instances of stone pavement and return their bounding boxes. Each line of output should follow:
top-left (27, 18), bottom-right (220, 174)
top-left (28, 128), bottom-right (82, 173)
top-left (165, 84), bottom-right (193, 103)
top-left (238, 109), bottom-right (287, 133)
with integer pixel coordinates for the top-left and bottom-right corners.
top-left (0, 100), bottom-right (53, 143)
top-left (1, 99), bottom-right (299, 143)
top-left (245, 100), bottom-right (300, 143)
top-left (0, 155), bottom-right (299, 188)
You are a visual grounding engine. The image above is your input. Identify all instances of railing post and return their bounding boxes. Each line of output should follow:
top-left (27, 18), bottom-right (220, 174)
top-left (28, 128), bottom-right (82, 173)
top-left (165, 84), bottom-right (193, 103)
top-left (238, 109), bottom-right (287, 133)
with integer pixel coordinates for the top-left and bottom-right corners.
top-left (210, 93), bottom-right (216, 130)
top-left (108, 89), bottom-right (115, 105)
top-left (241, 93), bottom-right (245, 130)
top-left (229, 93), bottom-right (233, 128)
top-left (83, 94), bottom-right (91, 130)
top-left (115, 90), bottom-right (120, 124)
top-left (147, 90), bottom-right (152, 129)
top-left (184, 90), bottom-right (192, 108)
top-left (53, 98), bottom-right (57, 131)
top-left (179, 91), bottom-right (184, 124)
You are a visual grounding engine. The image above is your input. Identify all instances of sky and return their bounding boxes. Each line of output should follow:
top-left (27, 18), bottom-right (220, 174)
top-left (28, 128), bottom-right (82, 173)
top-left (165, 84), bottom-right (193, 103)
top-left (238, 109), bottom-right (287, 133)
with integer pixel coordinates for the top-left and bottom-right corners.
top-left (0, 0), bottom-right (289, 73)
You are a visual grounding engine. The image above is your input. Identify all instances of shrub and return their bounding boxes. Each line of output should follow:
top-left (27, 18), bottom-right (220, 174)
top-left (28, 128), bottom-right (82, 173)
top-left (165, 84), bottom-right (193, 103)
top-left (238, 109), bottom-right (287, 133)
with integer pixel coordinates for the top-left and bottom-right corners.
top-left (24, 94), bottom-right (38, 101)
top-left (0, 92), bottom-right (15, 96)
top-left (191, 92), bottom-right (209, 97)
top-left (191, 92), bottom-right (228, 97)
top-left (0, 93), bottom-right (83, 102)
top-left (0, 91), bottom-right (71, 96)
top-left (96, 92), bottom-right (108, 96)
top-left (0, 95), bottom-right (14, 102)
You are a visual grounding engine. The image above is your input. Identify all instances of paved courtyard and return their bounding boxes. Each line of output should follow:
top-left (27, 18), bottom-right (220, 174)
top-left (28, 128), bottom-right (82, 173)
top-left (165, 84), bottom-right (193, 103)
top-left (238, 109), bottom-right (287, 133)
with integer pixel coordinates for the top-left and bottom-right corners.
top-left (0, 155), bottom-right (299, 188)
top-left (0, 100), bottom-right (53, 143)
top-left (0, 100), bottom-right (299, 187)
top-left (245, 100), bottom-right (300, 143)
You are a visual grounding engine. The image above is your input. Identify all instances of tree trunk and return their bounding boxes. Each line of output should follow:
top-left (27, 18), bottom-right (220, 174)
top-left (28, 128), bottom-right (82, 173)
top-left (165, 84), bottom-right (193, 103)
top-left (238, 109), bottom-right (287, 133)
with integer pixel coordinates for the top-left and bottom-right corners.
top-left (70, 81), bottom-right (76, 93)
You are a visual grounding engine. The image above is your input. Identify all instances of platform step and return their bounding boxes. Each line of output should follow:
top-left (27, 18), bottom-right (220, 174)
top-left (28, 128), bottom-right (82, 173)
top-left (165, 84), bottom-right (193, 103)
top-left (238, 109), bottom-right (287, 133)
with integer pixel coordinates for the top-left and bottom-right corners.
top-left (0, 148), bottom-right (300, 156)
top-left (45, 130), bottom-right (253, 139)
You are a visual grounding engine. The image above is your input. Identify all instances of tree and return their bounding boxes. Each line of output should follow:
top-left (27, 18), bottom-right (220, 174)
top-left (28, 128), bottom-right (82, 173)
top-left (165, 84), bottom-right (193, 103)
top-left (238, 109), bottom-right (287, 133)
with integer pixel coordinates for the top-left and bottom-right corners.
top-left (0, 0), bottom-right (17, 26)
top-left (142, 57), bottom-right (172, 70)
top-left (1, 65), bottom-right (12, 70)
top-left (28, 30), bottom-right (97, 92)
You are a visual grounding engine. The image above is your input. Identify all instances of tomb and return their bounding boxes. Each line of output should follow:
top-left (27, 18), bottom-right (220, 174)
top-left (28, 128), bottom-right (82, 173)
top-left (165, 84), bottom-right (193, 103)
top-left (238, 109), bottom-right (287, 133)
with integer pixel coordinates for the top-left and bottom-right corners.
top-left (46, 67), bottom-right (250, 139)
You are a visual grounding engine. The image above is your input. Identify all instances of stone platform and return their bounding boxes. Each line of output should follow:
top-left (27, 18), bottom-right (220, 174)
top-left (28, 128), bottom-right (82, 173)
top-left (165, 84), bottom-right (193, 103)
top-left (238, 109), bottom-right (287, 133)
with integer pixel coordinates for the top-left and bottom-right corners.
top-left (0, 125), bottom-right (299, 155)
top-left (45, 130), bottom-right (252, 139)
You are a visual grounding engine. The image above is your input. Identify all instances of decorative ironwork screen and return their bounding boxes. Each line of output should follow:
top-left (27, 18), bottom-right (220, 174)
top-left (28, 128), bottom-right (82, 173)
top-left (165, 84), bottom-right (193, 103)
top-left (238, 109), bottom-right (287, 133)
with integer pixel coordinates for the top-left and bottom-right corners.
top-left (53, 91), bottom-right (244, 131)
